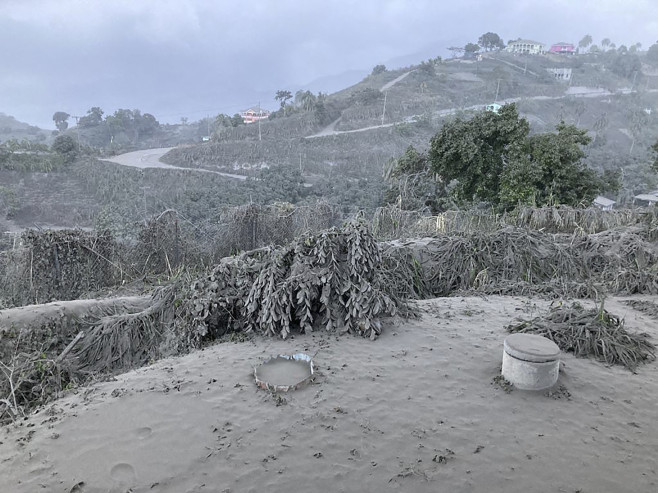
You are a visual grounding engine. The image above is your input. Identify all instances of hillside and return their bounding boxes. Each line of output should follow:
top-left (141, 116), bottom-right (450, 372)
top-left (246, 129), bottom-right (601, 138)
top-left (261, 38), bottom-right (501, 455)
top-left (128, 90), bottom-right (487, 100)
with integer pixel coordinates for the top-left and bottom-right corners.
top-left (161, 50), bottom-right (658, 207)
top-left (0, 113), bottom-right (52, 144)
top-left (1, 49), bottom-right (658, 233)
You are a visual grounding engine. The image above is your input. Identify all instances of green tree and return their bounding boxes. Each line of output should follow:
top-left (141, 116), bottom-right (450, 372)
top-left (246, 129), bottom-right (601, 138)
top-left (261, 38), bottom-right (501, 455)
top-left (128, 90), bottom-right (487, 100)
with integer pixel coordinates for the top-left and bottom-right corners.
top-left (601, 38), bottom-right (611, 50)
top-left (477, 32), bottom-right (504, 51)
top-left (499, 123), bottom-right (606, 208)
top-left (578, 34), bottom-right (593, 52)
top-left (428, 104), bottom-right (529, 206)
top-left (52, 111), bottom-right (70, 132)
top-left (424, 104), bottom-right (610, 210)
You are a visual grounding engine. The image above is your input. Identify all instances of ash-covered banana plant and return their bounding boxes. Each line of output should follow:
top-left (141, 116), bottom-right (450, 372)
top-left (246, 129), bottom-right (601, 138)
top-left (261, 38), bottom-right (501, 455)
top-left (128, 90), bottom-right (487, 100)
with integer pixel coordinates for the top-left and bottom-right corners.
top-left (186, 221), bottom-right (398, 340)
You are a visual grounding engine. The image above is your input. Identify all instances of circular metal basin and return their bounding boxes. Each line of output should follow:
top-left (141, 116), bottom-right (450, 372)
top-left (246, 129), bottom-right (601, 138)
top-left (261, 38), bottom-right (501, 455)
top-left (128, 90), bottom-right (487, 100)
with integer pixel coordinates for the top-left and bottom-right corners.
top-left (254, 353), bottom-right (315, 392)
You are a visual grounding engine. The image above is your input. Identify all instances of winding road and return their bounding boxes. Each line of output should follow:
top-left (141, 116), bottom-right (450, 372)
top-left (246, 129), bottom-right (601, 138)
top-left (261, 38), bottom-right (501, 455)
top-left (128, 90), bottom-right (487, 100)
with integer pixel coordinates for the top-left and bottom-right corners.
top-left (101, 148), bottom-right (248, 180)
top-left (306, 81), bottom-right (657, 139)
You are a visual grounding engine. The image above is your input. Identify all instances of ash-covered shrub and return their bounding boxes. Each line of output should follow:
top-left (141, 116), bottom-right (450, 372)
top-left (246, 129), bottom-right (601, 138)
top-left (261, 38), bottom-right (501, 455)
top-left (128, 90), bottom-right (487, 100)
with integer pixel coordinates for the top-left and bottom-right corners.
top-left (185, 221), bottom-right (399, 341)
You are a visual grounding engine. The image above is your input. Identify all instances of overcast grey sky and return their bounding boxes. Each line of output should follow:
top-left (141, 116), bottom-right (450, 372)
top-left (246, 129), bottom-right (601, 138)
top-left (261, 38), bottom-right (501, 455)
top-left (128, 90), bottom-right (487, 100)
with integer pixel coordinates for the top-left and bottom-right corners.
top-left (1, 0), bottom-right (657, 128)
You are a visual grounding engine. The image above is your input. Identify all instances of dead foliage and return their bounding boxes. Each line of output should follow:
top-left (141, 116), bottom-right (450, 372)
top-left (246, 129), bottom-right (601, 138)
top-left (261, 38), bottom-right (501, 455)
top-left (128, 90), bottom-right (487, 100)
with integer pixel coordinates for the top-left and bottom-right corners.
top-left (214, 201), bottom-right (339, 255)
top-left (15, 229), bottom-right (121, 305)
top-left (132, 210), bottom-right (183, 276)
top-left (74, 286), bottom-right (177, 372)
top-left (622, 299), bottom-right (658, 320)
top-left (184, 220), bottom-right (399, 342)
top-left (0, 221), bottom-right (402, 421)
top-left (0, 331), bottom-right (78, 422)
top-left (513, 206), bottom-right (656, 235)
top-left (372, 205), bottom-right (658, 240)
top-left (382, 226), bottom-right (658, 299)
top-left (507, 302), bottom-right (656, 372)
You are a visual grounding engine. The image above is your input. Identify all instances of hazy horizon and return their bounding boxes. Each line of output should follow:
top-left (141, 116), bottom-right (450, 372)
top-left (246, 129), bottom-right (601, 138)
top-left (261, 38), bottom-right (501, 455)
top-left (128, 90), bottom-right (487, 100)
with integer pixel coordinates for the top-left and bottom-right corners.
top-left (2, 0), bottom-right (657, 129)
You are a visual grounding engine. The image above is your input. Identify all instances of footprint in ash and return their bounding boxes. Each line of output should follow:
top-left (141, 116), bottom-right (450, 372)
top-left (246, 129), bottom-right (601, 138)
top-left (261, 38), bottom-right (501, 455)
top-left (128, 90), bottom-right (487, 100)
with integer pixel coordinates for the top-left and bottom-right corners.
top-left (135, 427), bottom-right (152, 440)
top-left (110, 462), bottom-right (136, 486)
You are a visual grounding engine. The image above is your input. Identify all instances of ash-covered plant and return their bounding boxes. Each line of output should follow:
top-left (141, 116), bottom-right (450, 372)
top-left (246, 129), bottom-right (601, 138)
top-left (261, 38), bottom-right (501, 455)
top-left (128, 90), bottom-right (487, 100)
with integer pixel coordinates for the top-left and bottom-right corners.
top-left (507, 301), bottom-right (656, 372)
top-left (18, 229), bottom-right (120, 304)
top-left (185, 221), bottom-right (399, 341)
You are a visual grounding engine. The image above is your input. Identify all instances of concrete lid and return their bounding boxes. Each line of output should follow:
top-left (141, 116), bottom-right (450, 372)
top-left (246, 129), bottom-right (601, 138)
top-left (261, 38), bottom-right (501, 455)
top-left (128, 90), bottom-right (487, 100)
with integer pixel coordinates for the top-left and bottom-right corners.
top-left (504, 333), bottom-right (561, 363)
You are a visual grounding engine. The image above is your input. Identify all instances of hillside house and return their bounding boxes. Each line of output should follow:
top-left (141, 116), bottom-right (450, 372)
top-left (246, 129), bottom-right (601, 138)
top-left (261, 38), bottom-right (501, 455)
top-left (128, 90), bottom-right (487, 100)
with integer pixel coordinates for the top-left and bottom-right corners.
top-left (506, 39), bottom-right (544, 55)
top-left (549, 42), bottom-right (575, 54)
top-left (593, 196), bottom-right (615, 210)
top-left (633, 193), bottom-right (658, 206)
top-left (240, 107), bottom-right (270, 124)
top-left (485, 103), bottom-right (502, 113)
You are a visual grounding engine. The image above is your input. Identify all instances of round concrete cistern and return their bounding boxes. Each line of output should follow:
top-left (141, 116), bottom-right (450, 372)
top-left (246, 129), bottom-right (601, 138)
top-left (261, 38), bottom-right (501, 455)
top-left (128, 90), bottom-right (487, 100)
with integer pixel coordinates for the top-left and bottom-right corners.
top-left (502, 333), bottom-right (561, 390)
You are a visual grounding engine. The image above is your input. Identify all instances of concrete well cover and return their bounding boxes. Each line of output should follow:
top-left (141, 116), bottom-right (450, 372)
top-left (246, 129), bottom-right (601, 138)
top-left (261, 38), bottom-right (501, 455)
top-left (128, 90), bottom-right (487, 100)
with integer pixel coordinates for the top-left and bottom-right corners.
top-left (504, 333), bottom-right (560, 363)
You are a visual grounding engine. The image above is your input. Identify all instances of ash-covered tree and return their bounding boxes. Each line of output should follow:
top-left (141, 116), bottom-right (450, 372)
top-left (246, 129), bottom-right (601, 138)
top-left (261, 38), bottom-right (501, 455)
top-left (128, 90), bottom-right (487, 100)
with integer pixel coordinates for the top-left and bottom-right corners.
top-left (51, 134), bottom-right (78, 163)
top-left (52, 111), bottom-right (70, 132)
top-left (275, 90), bottom-right (293, 109)
top-left (478, 32), bottom-right (504, 51)
top-left (384, 146), bottom-right (448, 212)
top-left (371, 64), bottom-right (387, 75)
top-left (350, 87), bottom-right (382, 106)
top-left (607, 52), bottom-right (642, 79)
top-left (231, 113), bottom-right (244, 127)
top-left (646, 42), bottom-right (658, 65)
top-left (651, 139), bottom-right (658, 172)
top-left (417, 59), bottom-right (436, 77)
top-left (578, 34), bottom-right (593, 52)
top-left (298, 90), bottom-right (317, 111)
top-left (78, 107), bottom-right (104, 128)
top-left (465, 43), bottom-right (480, 55)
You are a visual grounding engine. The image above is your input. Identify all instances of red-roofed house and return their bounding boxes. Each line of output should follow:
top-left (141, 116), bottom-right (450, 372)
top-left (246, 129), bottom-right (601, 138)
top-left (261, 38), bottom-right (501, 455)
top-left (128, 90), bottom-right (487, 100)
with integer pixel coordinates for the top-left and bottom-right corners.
top-left (549, 42), bottom-right (575, 54)
top-left (240, 107), bottom-right (270, 124)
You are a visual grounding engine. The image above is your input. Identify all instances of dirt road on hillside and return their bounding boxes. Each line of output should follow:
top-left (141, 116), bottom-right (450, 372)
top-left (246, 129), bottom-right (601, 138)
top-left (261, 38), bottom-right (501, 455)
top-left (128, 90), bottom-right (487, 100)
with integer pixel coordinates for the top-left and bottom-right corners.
top-left (306, 86), bottom-right (658, 139)
top-left (102, 148), bottom-right (248, 180)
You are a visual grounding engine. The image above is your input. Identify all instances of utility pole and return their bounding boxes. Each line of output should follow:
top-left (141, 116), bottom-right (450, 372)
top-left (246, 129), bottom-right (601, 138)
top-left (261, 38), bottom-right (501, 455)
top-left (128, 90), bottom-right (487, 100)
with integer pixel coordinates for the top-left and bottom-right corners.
top-left (140, 185), bottom-right (150, 223)
top-left (381, 91), bottom-right (387, 125)
top-left (72, 115), bottom-right (82, 150)
top-left (207, 114), bottom-right (210, 139)
top-left (631, 71), bottom-right (638, 92)
top-left (258, 101), bottom-right (262, 141)
top-left (495, 79), bottom-right (501, 102)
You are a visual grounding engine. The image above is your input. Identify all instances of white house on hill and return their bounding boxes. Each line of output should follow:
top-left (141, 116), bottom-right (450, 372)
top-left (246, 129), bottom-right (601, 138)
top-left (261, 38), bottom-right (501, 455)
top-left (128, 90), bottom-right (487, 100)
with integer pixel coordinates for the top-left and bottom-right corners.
top-left (506, 39), bottom-right (544, 55)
